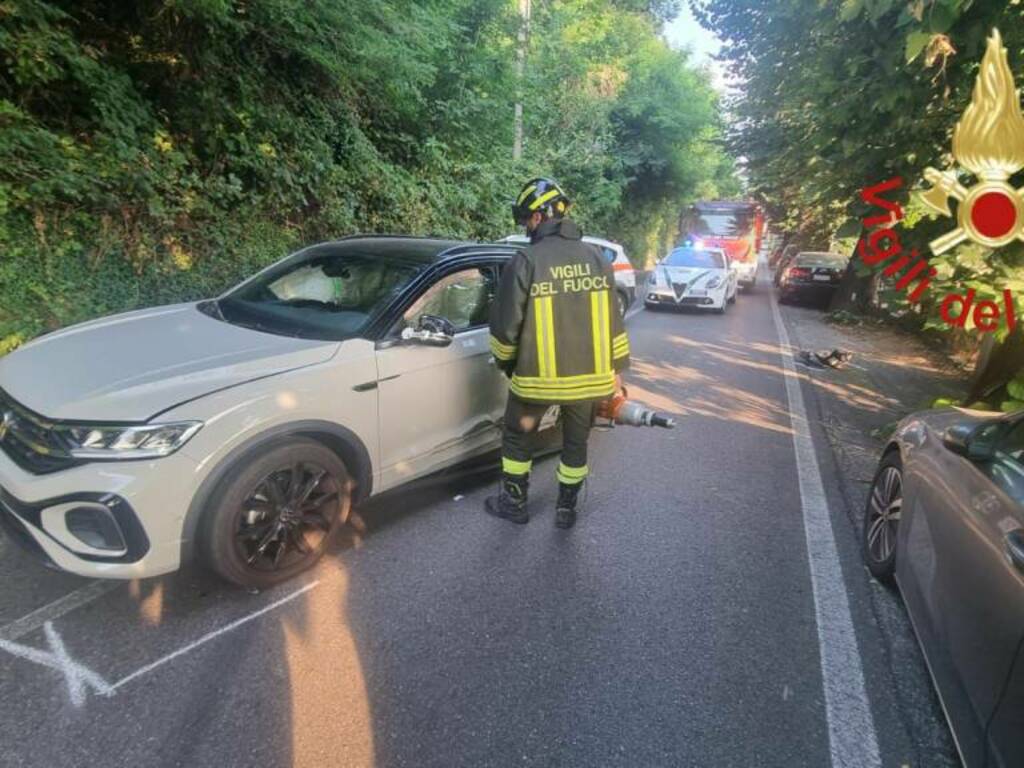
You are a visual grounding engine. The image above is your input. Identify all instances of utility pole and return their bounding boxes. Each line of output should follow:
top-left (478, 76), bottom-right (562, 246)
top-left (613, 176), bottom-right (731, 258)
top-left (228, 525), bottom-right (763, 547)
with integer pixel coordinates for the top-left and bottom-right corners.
top-left (513, 0), bottom-right (531, 161)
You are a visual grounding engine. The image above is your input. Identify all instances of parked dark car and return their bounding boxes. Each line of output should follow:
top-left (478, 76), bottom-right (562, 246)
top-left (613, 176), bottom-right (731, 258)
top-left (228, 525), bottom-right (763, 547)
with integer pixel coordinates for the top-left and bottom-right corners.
top-left (776, 251), bottom-right (846, 304)
top-left (772, 243), bottom-right (803, 286)
top-left (863, 409), bottom-right (1024, 768)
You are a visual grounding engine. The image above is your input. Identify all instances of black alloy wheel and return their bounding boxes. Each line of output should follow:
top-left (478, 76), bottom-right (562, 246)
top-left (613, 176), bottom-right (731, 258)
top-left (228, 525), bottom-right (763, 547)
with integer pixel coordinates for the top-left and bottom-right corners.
top-left (235, 462), bottom-right (339, 572)
top-left (202, 438), bottom-right (351, 588)
top-left (862, 451), bottom-right (902, 584)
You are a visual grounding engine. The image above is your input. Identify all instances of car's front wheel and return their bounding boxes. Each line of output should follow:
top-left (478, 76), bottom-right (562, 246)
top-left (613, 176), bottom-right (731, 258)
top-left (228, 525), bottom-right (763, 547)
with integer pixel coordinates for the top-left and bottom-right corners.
top-left (201, 438), bottom-right (351, 588)
top-left (862, 450), bottom-right (902, 585)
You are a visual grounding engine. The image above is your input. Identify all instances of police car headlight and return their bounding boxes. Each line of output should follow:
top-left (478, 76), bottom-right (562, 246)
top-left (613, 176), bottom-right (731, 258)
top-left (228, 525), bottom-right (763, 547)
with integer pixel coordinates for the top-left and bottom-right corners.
top-left (706, 276), bottom-right (722, 290)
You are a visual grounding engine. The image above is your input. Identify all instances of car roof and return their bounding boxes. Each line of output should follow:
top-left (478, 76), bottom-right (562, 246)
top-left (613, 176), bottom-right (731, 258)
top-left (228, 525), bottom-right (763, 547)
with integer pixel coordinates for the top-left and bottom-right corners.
top-left (797, 251), bottom-right (845, 260)
top-left (500, 233), bottom-right (623, 249)
top-left (300, 235), bottom-right (517, 265)
top-left (582, 235), bottom-right (621, 249)
top-left (668, 245), bottom-right (726, 256)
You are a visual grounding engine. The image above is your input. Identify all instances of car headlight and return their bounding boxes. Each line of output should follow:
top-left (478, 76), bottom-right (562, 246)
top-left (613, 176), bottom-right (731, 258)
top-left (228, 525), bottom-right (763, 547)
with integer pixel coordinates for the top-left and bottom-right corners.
top-left (57, 421), bottom-right (203, 459)
top-left (649, 271), bottom-right (660, 286)
top-left (706, 276), bottom-right (722, 289)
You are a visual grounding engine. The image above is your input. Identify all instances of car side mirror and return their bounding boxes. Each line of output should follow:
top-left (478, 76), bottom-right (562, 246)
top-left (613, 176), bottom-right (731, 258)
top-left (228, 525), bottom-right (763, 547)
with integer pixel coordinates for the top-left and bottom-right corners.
top-left (401, 314), bottom-right (454, 347)
top-left (942, 422), bottom-right (996, 461)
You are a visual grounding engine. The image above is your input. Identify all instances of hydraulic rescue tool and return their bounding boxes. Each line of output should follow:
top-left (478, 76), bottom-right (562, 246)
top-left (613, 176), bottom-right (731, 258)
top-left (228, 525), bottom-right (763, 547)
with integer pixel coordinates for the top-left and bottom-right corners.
top-left (596, 386), bottom-right (675, 429)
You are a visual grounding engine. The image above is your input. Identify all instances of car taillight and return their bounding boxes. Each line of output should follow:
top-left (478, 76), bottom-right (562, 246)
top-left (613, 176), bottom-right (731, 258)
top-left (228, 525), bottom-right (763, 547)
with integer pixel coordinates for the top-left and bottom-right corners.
top-left (787, 267), bottom-right (811, 279)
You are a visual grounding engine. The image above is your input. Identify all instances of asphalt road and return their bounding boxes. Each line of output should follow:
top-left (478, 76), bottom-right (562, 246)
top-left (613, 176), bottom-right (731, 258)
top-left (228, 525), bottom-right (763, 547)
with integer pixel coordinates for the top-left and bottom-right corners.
top-left (0, 276), bottom-right (955, 768)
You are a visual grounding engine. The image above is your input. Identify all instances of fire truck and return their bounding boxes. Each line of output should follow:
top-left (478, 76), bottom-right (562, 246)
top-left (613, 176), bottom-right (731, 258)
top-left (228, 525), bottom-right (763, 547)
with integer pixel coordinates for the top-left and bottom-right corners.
top-left (679, 201), bottom-right (765, 289)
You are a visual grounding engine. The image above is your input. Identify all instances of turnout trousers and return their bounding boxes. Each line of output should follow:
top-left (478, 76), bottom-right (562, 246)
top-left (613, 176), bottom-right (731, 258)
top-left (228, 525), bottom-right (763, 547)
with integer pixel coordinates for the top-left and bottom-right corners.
top-left (500, 395), bottom-right (594, 485)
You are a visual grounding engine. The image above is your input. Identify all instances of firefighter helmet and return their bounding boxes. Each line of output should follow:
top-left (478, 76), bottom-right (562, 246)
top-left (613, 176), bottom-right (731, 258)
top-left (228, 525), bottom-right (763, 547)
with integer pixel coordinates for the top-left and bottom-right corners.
top-left (512, 177), bottom-right (570, 225)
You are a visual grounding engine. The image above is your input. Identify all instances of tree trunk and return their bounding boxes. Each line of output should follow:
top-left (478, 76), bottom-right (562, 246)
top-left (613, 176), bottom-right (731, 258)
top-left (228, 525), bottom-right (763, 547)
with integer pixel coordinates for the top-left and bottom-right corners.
top-left (828, 261), bottom-right (874, 313)
top-left (966, 329), bottom-right (1024, 404)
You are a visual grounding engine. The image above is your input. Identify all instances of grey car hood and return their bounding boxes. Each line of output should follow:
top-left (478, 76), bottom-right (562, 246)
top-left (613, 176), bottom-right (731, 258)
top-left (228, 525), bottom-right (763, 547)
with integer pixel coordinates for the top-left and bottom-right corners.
top-left (0, 304), bottom-right (339, 421)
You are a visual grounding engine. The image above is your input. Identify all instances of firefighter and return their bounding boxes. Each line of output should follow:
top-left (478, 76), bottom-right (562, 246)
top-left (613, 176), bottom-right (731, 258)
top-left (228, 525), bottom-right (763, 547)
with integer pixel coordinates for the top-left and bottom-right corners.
top-left (487, 178), bottom-right (631, 528)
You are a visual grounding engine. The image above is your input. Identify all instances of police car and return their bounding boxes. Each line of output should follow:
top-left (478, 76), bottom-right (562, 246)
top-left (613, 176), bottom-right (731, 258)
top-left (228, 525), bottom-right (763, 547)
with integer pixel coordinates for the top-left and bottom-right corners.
top-left (644, 245), bottom-right (738, 313)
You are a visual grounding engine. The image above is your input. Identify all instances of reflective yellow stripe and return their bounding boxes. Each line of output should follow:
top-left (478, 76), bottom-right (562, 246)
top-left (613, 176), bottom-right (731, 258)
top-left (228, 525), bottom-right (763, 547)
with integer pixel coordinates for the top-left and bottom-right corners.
top-left (591, 290), bottom-right (611, 373)
top-left (529, 188), bottom-right (560, 210)
top-left (557, 462), bottom-right (589, 484)
top-left (512, 371), bottom-right (615, 388)
top-left (510, 384), bottom-right (616, 402)
top-left (502, 457), bottom-right (532, 476)
top-left (516, 184), bottom-right (537, 205)
top-left (544, 297), bottom-right (557, 376)
top-left (612, 332), bottom-right (630, 359)
top-left (534, 297), bottom-right (548, 377)
top-left (490, 335), bottom-right (517, 361)
top-left (533, 296), bottom-right (556, 378)
top-left (511, 388), bottom-right (615, 402)
top-left (510, 375), bottom-right (616, 401)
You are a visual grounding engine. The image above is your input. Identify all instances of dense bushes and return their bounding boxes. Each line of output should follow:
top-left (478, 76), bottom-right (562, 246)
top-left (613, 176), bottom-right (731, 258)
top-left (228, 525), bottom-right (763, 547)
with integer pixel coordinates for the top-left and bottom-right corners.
top-left (0, 0), bottom-right (735, 349)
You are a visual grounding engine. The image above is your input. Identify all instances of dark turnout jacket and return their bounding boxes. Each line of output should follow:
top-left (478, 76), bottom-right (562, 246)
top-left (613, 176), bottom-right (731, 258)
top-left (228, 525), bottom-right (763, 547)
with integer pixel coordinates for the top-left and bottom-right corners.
top-left (489, 217), bottom-right (630, 404)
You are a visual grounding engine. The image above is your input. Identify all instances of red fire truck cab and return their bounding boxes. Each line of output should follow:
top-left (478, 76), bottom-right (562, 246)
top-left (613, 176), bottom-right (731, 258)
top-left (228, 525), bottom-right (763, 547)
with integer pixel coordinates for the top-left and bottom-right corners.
top-left (680, 201), bottom-right (764, 289)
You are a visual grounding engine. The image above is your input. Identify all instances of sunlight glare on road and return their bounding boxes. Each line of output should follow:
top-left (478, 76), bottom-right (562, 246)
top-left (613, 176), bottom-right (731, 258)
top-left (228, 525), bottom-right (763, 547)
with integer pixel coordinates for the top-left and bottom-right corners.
top-left (284, 562), bottom-right (373, 768)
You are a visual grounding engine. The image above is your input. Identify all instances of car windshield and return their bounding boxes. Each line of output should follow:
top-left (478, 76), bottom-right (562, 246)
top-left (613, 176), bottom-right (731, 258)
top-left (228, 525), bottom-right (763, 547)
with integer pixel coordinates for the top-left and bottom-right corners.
top-left (663, 248), bottom-right (725, 268)
top-left (796, 253), bottom-right (846, 268)
top-left (215, 250), bottom-right (422, 340)
top-left (687, 208), bottom-right (754, 237)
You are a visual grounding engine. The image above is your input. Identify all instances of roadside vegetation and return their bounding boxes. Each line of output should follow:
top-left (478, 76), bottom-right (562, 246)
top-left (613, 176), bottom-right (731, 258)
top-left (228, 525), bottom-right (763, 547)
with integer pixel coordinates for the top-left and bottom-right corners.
top-left (696, 0), bottom-right (1024, 407)
top-left (0, 0), bottom-right (737, 351)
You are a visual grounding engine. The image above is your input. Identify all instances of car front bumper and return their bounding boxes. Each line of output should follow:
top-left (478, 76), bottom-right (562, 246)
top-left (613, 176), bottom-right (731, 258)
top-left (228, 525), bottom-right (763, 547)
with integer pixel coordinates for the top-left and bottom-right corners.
top-left (645, 286), bottom-right (726, 309)
top-left (0, 445), bottom-right (201, 579)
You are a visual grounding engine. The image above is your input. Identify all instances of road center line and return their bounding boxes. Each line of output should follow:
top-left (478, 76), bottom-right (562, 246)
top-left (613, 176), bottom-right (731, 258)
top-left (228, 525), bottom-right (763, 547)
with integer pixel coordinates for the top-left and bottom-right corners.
top-left (0, 580), bottom-right (119, 642)
top-left (770, 294), bottom-right (881, 768)
top-left (110, 579), bottom-right (320, 691)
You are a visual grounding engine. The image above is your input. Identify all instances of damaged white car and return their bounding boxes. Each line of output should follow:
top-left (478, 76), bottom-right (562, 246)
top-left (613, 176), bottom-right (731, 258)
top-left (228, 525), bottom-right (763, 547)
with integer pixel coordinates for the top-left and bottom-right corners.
top-left (0, 236), bottom-right (540, 587)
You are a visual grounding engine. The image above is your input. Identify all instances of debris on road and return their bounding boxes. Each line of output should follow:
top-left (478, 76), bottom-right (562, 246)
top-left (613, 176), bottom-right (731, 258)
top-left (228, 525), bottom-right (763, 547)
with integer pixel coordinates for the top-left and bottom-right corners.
top-left (796, 348), bottom-right (853, 370)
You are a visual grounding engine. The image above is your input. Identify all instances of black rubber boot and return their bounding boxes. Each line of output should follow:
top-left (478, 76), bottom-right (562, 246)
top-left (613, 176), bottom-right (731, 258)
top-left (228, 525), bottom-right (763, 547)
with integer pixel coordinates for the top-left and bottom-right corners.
top-left (485, 474), bottom-right (529, 524)
top-left (555, 482), bottom-right (582, 529)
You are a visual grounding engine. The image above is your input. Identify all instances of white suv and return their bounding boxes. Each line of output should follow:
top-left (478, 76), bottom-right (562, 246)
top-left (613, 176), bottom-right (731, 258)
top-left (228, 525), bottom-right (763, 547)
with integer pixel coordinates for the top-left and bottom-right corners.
top-left (0, 237), bottom-right (548, 587)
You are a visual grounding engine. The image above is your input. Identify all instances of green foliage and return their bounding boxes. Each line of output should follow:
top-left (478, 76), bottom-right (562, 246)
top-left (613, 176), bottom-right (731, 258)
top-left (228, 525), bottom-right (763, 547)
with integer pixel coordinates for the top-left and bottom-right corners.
top-left (1007, 375), bottom-right (1024, 401)
top-left (0, 0), bottom-right (736, 343)
top-left (694, 0), bottom-right (1024, 337)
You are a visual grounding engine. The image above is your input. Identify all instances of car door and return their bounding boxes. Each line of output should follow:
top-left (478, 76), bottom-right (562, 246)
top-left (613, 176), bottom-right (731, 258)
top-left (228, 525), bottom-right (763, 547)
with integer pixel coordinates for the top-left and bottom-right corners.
top-left (902, 417), bottom-right (1024, 766)
top-left (725, 255), bottom-right (737, 297)
top-left (374, 261), bottom-right (507, 490)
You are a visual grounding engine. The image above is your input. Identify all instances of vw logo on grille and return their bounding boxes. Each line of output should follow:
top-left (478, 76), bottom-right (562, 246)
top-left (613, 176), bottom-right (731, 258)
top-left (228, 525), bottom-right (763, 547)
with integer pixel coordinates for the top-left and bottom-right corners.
top-left (0, 411), bottom-right (12, 442)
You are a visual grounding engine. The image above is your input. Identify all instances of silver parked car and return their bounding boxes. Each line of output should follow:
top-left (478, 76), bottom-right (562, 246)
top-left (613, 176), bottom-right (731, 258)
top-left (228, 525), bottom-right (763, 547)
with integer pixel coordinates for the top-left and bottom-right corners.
top-left (0, 237), bottom-right (554, 587)
top-left (862, 409), bottom-right (1024, 767)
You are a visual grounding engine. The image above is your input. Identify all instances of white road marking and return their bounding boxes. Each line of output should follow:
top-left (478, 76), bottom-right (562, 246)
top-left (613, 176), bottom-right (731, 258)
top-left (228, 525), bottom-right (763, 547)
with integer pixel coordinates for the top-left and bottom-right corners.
top-left (0, 580), bottom-right (119, 642)
top-left (0, 621), bottom-right (113, 707)
top-left (770, 295), bottom-right (882, 768)
top-left (110, 579), bottom-right (320, 691)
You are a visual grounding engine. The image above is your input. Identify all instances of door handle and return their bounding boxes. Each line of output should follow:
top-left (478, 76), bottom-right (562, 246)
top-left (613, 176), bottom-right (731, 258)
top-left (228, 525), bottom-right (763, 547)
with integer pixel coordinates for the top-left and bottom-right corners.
top-left (1006, 529), bottom-right (1024, 571)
